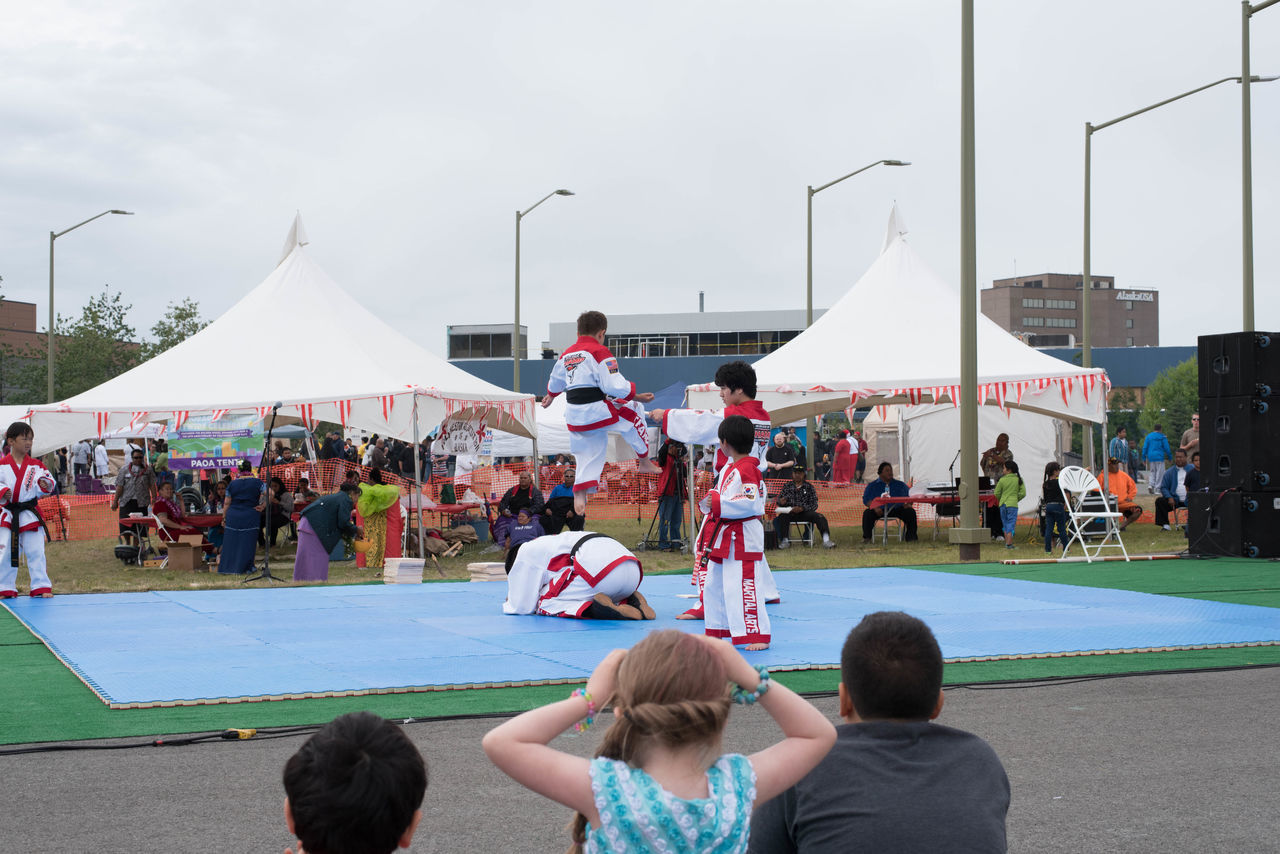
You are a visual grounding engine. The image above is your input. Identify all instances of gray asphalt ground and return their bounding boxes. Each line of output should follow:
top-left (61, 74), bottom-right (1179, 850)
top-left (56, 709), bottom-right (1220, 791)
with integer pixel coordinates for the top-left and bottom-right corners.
top-left (5, 666), bottom-right (1277, 853)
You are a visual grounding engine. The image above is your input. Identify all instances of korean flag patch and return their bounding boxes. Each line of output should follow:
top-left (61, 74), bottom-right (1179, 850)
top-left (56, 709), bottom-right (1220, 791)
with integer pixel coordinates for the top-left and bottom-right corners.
top-left (741, 483), bottom-right (758, 501)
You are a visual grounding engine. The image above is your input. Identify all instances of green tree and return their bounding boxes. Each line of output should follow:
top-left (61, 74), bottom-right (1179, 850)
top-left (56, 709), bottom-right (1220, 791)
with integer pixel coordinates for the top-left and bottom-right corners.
top-left (1139, 357), bottom-right (1198, 439)
top-left (8, 288), bottom-right (141, 403)
top-left (140, 298), bottom-right (208, 360)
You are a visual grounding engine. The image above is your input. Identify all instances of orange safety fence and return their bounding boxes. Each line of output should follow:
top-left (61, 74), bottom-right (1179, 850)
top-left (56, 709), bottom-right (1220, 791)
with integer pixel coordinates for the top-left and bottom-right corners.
top-left (48, 460), bottom-right (1163, 543)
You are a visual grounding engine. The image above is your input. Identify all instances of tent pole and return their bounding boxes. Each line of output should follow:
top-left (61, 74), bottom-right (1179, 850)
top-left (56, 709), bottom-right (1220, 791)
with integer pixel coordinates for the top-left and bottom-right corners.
top-left (532, 437), bottom-right (540, 490)
top-left (411, 394), bottom-right (426, 563)
top-left (687, 442), bottom-right (696, 553)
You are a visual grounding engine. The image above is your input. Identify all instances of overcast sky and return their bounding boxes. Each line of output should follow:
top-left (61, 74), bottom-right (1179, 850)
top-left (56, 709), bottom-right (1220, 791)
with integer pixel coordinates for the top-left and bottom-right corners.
top-left (3, 1), bottom-right (1277, 363)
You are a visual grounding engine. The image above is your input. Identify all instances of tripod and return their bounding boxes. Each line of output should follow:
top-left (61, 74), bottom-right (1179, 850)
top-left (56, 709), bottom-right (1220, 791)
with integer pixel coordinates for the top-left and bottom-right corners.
top-left (244, 403), bottom-right (286, 584)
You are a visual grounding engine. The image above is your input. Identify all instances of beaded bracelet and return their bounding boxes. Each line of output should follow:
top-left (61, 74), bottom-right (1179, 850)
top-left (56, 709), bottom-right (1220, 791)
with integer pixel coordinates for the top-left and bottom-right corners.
top-left (731, 665), bottom-right (771, 705)
top-left (570, 688), bottom-right (596, 733)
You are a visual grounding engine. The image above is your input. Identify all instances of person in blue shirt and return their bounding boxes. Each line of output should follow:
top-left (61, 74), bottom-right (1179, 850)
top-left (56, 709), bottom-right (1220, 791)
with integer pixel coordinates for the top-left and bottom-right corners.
top-left (542, 468), bottom-right (585, 535)
top-left (1141, 424), bottom-right (1172, 495)
top-left (1108, 427), bottom-right (1130, 477)
top-left (861, 462), bottom-right (917, 542)
top-left (1154, 448), bottom-right (1199, 531)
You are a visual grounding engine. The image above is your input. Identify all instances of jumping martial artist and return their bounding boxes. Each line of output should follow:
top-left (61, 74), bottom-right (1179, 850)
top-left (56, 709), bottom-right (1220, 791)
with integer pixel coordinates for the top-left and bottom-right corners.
top-left (502, 530), bottom-right (656, 621)
top-left (647, 360), bottom-right (779, 619)
top-left (0, 421), bottom-right (58, 598)
top-left (700, 415), bottom-right (771, 650)
top-left (544, 311), bottom-right (659, 516)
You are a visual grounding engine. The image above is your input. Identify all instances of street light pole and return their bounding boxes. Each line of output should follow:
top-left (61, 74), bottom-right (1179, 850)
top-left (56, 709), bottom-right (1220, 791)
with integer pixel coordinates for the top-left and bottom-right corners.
top-left (1083, 74), bottom-right (1273, 468)
top-left (805, 159), bottom-right (908, 471)
top-left (513, 189), bottom-right (574, 392)
top-left (1242, 0), bottom-right (1280, 331)
top-left (48, 209), bottom-right (133, 402)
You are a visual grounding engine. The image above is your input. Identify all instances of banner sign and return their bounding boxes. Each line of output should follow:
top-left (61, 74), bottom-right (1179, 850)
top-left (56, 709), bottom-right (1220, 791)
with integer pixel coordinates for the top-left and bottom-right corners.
top-left (435, 417), bottom-right (491, 456)
top-left (166, 414), bottom-right (265, 470)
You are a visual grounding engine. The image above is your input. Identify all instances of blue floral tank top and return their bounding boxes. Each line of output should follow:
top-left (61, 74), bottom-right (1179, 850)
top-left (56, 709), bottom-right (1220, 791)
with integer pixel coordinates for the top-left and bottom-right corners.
top-left (585, 753), bottom-right (757, 853)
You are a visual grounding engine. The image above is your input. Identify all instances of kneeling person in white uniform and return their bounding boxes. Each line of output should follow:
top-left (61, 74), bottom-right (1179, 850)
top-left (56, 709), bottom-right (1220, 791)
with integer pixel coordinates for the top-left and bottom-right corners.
top-left (502, 531), bottom-right (656, 620)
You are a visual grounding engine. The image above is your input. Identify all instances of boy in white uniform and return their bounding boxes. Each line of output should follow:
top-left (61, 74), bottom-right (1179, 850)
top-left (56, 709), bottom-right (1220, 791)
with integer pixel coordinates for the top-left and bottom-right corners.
top-left (648, 361), bottom-right (778, 618)
top-left (544, 311), bottom-right (659, 515)
top-left (502, 530), bottom-right (656, 620)
top-left (701, 415), bottom-right (772, 650)
top-left (0, 422), bottom-right (58, 598)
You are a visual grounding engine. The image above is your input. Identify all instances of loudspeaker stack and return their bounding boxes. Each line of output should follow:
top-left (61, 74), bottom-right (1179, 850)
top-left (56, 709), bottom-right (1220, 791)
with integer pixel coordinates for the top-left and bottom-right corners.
top-left (1190, 331), bottom-right (1280, 558)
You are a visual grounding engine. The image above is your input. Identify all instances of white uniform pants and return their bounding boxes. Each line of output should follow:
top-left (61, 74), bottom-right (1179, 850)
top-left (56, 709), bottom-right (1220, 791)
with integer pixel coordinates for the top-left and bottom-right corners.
top-left (569, 401), bottom-right (650, 495)
top-left (704, 557), bottom-right (771, 646)
top-left (0, 529), bottom-right (51, 594)
top-left (539, 559), bottom-right (641, 617)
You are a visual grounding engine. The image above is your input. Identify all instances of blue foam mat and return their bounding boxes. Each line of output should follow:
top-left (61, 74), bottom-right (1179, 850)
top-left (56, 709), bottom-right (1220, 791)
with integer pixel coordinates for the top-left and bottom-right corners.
top-left (6, 567), bottom-right (1280, 707)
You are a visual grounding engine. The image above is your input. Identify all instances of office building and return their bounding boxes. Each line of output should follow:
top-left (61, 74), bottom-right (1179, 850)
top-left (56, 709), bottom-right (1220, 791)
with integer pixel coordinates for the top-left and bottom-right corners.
top-left (981, 273), bottom-right (1158, 348)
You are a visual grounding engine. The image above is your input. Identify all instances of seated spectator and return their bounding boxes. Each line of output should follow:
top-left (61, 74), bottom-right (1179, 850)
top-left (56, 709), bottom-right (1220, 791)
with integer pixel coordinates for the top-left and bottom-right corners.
top-left (1155, 448), bottom-right (1199, 531)
top-left (861, 462), bottom-right (918, 542)
top-left (543, 468), bottom-right (585, 535)
top-left (296, 477), bottom-right (319, 504)
top-left (152, 481), bottom-right (202, 541)
top-left (1104, 457), bottom-right (1142, 530)
top-left (494, 471), bottom-right (545, 545)
top-left (774, 467), bottom-right (836, 549)
top-left (749, 611), bottom-right (1009, 853)
top-left (282, 711), bottom-right (427, 854)
top-left (503, 507), bottom-right (544, 555)
top-left (261, 476), bottom-right (295, 547)
top-left (765, 431), bottom-right (798, 477)
top-left (203, 480), bottom-right (229, 555)
top-left (814, 454), bottom-right (832, 482)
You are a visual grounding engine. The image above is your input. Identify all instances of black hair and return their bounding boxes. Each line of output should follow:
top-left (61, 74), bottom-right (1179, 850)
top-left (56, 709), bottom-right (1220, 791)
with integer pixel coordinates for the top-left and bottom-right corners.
top-left (840, 611), bottom-right (943, 721)
top-left (4, 422), bottom-right (33, 443)
top-left (283, 712), bottom-right (427, 854)
top-left (718, 415), bottom-right (754, 456)
top-left (1004, 459), bottom-right (1023, 490)
top-left (577, 310), bottom-right (608, 336)
top-left (369, 468), bottom-right (384, 484)
top-left (713, 361), bottom-right (757, 399)
top-left (504, 541), bottom-right (523, 574)
top-left (239, 460), bottom-right (253, 473)
top-left (339, 482), bottom-right (360, 496)
top-left (1043, 461), bottom-right (1061, 483)
top-left (877, 461), bottom-right (892, 477)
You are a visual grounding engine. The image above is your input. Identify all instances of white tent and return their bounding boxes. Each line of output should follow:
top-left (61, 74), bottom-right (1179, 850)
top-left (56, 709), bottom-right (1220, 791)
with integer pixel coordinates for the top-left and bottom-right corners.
top-left (488, 393), bottom-right (656, 461)
top-left (860, 403), bottom-right (1067, 514)
top-left (687, 207), bottom-right (1110, 425)
top-left (24, 217), bottom-right (538, 450)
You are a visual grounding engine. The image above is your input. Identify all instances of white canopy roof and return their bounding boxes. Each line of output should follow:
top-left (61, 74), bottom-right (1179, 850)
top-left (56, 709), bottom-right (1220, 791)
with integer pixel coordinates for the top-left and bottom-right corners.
top-left (25, 217), bottom-right (538, 450)
top-left (687, 207), bottom-right (1109, 425)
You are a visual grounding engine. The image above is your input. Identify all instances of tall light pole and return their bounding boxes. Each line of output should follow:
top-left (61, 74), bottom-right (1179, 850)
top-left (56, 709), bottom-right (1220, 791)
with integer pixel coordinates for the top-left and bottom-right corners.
top-left (48, 209), bottom-right (133, 402)
top-left (514, 189), bottom-right (574, 392)
top-left (806, 159), bottom-right (909, 471)
top-left (1083, 74), bottom-right (1274, 469)
top-left (1242, 0), bottom-right (1280, 330)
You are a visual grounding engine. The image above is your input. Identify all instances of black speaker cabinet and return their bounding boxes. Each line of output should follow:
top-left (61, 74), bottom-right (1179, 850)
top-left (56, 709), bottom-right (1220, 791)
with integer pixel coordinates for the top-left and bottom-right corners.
top-left (1188, 491), bottom-right (1280, 559)
top-left (1198, 396), bottom-right (1277, 490)
top-left (1198, 331), bottom-right (1280, 398)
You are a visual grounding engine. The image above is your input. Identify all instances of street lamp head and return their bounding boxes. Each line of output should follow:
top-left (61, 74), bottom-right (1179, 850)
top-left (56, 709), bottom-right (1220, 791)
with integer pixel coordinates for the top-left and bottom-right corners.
top-left (109, 210), bottom-right (134, 215)
top-left (554, 189), bottom-right (574, 196)
top-left (883, 160), bottom-right (911, 166)
top-left (1249, 75), bottom-right (1280, 83)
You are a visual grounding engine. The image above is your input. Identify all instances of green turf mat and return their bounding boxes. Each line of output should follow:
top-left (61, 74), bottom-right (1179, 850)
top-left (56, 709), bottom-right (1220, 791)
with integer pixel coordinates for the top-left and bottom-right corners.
top-left (3, 556), bottom-right (1278, 745)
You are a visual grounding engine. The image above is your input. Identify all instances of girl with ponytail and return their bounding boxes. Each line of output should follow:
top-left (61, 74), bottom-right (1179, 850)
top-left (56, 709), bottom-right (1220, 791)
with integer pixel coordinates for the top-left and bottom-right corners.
top-left (483, 630), bottom-right (836, 853)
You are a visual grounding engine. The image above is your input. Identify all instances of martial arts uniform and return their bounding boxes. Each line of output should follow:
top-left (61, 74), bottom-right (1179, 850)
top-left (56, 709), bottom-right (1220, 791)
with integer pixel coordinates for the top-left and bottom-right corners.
top-left (546, 336), bottom-right (651, 497)
top-left (660, 399), bottom-right (778, 613)
top-left (700, 456), bottom-right (771, 646)
top-left (503, 531), bottom-right (643, 618)
top-left (0, 454), bottom-right (57, 597)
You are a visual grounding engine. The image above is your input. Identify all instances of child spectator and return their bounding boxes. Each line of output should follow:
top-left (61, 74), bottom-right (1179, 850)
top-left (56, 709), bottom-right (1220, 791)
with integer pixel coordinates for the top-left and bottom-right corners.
top-left (1042, 461), bottom-right (1070, 554)
top-left (749, 612), bottom-right (1009, 853)
top-left (702, 415), bottom-right (772, 649)
top-left (282, 711), bottom-right (428, 854)
top-left (482, 630), bottom-right (836, 854)
top-left (544, 310), bottom-right (659, 515)
top-left (994, 460), bottom-right (1025, 549)
top-left (0, 421), bottom-right (58, 598)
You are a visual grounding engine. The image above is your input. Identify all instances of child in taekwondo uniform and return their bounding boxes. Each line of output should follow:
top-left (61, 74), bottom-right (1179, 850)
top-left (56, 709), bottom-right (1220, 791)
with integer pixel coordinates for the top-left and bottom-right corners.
top-left (0, 421), bottom-right (58, 598)
top-left (545, 310), bottom-right (659, 515)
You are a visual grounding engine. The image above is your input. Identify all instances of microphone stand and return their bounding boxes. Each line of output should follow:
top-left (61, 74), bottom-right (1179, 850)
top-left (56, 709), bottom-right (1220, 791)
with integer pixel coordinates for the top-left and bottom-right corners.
top-left (244, 404), bottom-right (286, 584)
top-left (948, 448), bottom-right (962, 485)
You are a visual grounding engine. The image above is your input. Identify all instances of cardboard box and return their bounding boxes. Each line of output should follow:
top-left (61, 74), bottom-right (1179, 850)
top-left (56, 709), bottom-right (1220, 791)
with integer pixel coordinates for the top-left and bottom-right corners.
top-left (166, 535), bottom-right (206, 572)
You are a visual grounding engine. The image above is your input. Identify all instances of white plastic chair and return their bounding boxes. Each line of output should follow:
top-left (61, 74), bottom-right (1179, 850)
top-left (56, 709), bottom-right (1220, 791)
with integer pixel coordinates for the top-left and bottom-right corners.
top-left (1058, 466), bottom-right (1129, 563)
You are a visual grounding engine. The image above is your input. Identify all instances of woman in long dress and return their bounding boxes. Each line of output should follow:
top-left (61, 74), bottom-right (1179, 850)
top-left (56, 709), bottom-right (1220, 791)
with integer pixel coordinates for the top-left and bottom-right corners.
top-left (355, 468), bottom-right (400, 570)
top-left (294, 482), bottom-right (361, 581)
top-left (218, 462), bottom-right (263, 574)
top-left (831, 430), bottom-right (856, 483)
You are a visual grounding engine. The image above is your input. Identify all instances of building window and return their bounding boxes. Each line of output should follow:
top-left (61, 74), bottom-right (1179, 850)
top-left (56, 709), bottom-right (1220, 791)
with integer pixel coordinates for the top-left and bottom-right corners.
top-left (1125, 318), bottom-right (1134, 329)
top-left (1125, 300), bottom-right (1133, 310)
top-left (1126, 337), bottom-right (1134, 346)
top-left (1024, 279), bottom-right (1043, 288)
top-left (1022, 298), bottom-right (1044, 308)
top-left (1022, 317), bottom-right (1045, 327)
top-left (1045, 299), bottom-right (1076, 310)
top-left (1045, 317), bottom-right (1077, 328)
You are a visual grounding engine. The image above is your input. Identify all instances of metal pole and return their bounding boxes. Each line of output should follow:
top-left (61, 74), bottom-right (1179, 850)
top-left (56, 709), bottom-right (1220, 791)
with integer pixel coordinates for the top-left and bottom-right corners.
top-left (1243, 0), bottom-right (1256, 331)
top-left (411, 394), bottom-right (426, 563)
top-left (531, 437), bottom-right (540, 490)
top-left (950, 0), bottom-right (985, 560)
top-left (514, 210), bottom-right (522, 392)
top-left (686, 441), bottom-right (696, 553)
top-left (47, 232), bottom-right (55, 403)
top-left (805, 186), bottom-right (815, 474)
top-left (1082, 124), bottom-right (1095, 472)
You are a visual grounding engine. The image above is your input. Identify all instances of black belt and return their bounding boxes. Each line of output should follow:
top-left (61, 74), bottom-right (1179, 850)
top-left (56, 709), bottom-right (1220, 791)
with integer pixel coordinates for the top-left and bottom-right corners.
top-left (8, 498), bottom-right (51, 567)
top-left (566, 387), bottom-right (606, 404)
top-left (569, 532), bottom-right (611, 558)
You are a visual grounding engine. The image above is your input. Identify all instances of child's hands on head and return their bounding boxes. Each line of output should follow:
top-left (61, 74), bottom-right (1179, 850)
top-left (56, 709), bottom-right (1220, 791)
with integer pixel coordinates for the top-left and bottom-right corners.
top-left (585, 648), bottom-right (627, 708)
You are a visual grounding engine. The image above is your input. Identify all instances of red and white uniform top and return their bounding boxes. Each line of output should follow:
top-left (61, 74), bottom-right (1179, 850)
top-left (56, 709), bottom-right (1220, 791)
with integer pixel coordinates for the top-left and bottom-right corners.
top-left (661, 400), bottom-right (772, 474)
top-left (698, 456), bottom-right (767, 562)
top-left (546, 336), bottom-right (637, 432)
top-left (0, 455), bottom-right (57, 532)
top-left (502, 531), bottom-right (642, 615)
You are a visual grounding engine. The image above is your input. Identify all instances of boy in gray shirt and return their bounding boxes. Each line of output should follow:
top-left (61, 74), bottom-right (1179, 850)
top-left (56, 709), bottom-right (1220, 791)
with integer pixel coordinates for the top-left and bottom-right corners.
top-left (749, 611), bottom-right (1009, 853)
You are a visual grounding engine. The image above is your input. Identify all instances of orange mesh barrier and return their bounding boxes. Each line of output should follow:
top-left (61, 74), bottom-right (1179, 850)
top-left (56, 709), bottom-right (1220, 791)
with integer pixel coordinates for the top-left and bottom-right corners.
top-left (47, 461), bottom-right (1159, 542)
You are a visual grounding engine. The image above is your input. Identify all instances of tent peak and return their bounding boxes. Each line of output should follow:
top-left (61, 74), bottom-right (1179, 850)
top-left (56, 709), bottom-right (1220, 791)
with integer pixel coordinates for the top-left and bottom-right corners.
top-left (278, 212), bottom-right (310, 267)
top-left (880, 203), bottom-right (908, 254)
